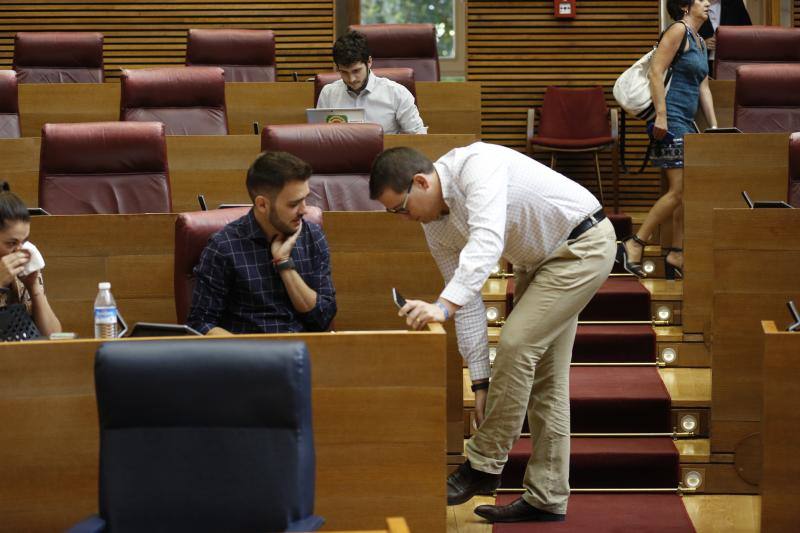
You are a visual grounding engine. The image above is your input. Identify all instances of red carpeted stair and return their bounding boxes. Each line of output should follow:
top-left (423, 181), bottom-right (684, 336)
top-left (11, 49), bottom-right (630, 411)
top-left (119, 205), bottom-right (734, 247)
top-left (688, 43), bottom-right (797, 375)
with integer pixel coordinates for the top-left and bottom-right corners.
top-left (489, 212), bottom-right (693, 531)
top-left (501, 437), bottom-right (680, 489)
top-left (579, 278), bottom-right (651, 322)
top-left (492, 493), bottom-right (696, 532)
top-left (572, 324), bottom-right (656, 363)
top-left (506, 278), bottom-right (651, 323)
top-left (570, 367), bottom-right (671, 433)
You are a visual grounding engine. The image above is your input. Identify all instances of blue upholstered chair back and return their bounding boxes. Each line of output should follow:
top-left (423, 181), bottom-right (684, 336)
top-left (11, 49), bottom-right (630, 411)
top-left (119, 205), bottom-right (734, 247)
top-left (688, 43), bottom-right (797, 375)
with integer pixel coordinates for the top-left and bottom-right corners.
top-left (93, 339), bottom-right (319, 533)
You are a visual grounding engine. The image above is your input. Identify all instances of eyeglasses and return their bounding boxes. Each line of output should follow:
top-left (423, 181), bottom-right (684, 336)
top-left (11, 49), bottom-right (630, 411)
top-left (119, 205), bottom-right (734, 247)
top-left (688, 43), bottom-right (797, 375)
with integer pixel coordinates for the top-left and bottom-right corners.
top-left (385, 181), bottom-right (414, 214)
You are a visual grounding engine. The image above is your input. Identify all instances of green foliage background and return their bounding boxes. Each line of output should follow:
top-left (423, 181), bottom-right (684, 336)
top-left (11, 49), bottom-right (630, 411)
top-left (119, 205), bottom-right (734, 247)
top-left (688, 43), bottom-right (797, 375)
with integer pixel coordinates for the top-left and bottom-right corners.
top-left (360, 0), bottom-right (455, 58)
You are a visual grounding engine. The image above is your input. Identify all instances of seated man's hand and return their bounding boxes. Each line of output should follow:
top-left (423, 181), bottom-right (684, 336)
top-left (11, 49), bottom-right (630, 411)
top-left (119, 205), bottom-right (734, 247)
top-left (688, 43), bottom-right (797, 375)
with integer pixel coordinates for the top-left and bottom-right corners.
top-left (399, 299), bottom-right (445, 330)
top-left (270, 221), bottom-right (303, 262)
top-left (706, 36), bottom-right (716, 51)
top-left (474, 386), bottom-right (488, 428)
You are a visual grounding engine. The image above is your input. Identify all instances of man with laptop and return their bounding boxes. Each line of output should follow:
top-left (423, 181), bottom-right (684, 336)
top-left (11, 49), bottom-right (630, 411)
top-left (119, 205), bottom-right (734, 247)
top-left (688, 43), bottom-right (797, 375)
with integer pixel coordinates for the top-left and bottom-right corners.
top-left (315, 30), bottom-right (427, 134)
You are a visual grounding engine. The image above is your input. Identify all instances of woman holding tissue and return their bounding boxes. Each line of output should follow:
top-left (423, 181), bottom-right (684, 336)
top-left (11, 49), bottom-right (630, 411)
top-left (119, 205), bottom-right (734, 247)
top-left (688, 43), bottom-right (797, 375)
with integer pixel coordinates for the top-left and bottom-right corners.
top-left (0, 190), bottom-right (61, 336)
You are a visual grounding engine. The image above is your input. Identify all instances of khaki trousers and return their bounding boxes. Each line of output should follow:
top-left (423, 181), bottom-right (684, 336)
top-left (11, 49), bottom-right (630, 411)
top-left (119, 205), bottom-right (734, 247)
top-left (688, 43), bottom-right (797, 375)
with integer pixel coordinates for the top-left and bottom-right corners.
top-left (465, 218), bottom-right (616, 514)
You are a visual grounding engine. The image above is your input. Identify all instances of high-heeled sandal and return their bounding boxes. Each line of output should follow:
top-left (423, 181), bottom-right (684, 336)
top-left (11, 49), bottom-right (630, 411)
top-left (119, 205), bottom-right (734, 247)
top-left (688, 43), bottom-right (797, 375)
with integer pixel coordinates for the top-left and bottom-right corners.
top-left (616, 235), bottom-right (648, 278)
top-left (664, 247), bottom-right (684, 280)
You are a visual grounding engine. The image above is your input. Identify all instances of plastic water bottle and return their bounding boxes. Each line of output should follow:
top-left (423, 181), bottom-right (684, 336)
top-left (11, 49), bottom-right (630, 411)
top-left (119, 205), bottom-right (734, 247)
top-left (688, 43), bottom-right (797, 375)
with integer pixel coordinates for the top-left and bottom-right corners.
top-left (94, 282), bottom-right (118, 339)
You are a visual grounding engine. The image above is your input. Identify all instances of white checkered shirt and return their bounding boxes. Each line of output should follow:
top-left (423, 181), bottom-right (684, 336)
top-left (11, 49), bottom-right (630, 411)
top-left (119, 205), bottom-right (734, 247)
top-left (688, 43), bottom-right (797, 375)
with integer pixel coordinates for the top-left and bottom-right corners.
top-left (317, 72), bottom-right (426, 134)
top-left (424, 142), bottom-right (601, 380)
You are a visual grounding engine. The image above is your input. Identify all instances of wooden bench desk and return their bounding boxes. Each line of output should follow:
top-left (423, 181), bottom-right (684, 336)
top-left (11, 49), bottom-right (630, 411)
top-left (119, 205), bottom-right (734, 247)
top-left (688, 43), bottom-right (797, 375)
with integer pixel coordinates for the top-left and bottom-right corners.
top-left (0, 330), bottom-right (446, 532)
top-left (710, 209), bottom-right (800, 493)
top-left (683, 133), bottom-right (790, 337)
top-left (761, 321), bottom-right (800, 532)
top-left (0, 133), bottom-right (477, 213)
top-left (30, 212), bottom-right (464, 456)
top-left (17, 81), bottom-right (482, 136)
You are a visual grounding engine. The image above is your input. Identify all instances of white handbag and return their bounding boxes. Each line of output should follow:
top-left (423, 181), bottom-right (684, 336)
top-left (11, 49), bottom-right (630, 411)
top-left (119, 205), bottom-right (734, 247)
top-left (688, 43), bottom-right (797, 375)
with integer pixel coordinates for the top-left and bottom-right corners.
top-left (613, 23), bottom-right (689, 121)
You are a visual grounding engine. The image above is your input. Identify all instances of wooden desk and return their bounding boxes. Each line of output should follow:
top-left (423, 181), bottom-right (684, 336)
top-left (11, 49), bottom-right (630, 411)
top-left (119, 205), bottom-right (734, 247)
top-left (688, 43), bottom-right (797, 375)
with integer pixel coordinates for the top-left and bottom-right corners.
top-left (696, 80), bottom-right (735, 131)
top-left (31, 212), bottom-right (464, 455)
top-left (711, 208), bottom-right (800, 464)
top-left (0, 133), bottom-right (477, 213)
top-left (18, 81), bottom-right (482, 136)
top-left (761, 321), bottom-right (800, 533)
top-left (683, 133), bottom-right (789, 336)
top-left (0, 331), bottom-right (446, 532)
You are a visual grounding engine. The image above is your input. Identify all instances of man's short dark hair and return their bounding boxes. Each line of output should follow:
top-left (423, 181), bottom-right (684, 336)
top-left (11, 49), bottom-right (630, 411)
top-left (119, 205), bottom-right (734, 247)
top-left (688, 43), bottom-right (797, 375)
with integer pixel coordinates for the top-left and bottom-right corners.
top-left (246, 151), bottom-right (312, 200)
top-left (666, 0), bottom-right (695, 21)
top-left (333, 30), bottom-right (371, 67)
top-left (369, 147), bottom-right (434, 199)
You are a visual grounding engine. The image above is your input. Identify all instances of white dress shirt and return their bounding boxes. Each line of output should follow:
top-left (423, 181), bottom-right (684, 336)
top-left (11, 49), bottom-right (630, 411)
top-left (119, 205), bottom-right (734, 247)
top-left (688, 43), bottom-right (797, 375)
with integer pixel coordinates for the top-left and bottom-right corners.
top-left (316, 72), bottom-right (426, 134)
top-left (424, 142), bottom-right (602, 380)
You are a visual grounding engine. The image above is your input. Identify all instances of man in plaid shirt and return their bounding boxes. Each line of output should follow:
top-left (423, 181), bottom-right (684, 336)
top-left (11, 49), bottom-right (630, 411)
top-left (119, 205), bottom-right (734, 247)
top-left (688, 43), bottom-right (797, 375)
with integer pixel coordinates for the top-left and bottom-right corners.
top-left (187, 151), bottom-right (336, 334)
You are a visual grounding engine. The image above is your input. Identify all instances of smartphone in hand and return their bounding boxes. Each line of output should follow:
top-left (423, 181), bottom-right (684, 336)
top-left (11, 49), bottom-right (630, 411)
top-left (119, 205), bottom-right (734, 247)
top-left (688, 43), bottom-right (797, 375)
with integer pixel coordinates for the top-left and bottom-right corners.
top-left (647, 122), bottom-right (675, 143)
top-left (392, 288), bottom-right (406, 309)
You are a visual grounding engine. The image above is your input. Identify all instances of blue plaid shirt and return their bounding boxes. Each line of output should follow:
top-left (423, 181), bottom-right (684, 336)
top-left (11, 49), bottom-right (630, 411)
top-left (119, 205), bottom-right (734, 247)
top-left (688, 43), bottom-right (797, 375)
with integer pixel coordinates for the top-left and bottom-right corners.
top-left (187, 210), bottom-right (336, 334)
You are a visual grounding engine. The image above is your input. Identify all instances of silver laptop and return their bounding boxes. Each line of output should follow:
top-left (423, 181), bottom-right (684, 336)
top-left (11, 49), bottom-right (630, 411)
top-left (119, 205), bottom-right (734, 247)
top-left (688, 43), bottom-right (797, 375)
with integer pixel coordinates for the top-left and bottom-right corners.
top-left (306, 107), bottom-right (366, 124)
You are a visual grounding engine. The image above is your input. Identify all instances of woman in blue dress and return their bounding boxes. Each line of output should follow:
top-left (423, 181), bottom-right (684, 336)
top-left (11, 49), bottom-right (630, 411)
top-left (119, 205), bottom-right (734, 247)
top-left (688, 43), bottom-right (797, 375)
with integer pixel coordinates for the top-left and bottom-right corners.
top-left (618, 0), bottom-right (718, 279)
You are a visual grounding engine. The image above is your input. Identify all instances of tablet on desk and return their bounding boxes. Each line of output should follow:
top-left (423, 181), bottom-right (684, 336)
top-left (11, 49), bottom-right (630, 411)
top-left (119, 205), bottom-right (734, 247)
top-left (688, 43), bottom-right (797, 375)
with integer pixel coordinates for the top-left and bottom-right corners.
top-left (306, 108), bottom-right (366, 124)
top-left (704, 127), bottom-right (742, 134)
top-left (128, 322), bottom-right (202, 337)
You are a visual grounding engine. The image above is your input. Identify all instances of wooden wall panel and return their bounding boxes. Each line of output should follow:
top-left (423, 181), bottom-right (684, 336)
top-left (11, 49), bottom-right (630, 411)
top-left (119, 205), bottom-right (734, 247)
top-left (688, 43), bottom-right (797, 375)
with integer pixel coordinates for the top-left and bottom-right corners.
top-left (466, 0), bottom-right (661, 210)
top-left (0, 1), bottom-right (334, 81)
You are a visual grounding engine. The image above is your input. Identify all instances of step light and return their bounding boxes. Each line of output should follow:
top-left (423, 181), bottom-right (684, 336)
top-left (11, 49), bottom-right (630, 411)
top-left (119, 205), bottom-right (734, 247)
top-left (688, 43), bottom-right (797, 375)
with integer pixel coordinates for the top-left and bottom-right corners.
top-left (679, 414), bottom-right (698, 433)
top-left (486, 306), bottom-right (500, 322)
top-left (656, 305), bottom-right (672, 322)
top-left (643, 259), bottom-right (656, 275)
top-left (660, 347), bottom-right (677, 364)
top-left (683, 470), bottom-right (703, 489)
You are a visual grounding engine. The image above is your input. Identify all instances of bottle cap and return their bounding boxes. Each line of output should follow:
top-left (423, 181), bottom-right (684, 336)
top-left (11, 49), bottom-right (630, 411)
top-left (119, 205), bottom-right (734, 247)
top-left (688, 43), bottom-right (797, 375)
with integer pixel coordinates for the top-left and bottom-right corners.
top-left (98, 282), bottom-right (111, 290)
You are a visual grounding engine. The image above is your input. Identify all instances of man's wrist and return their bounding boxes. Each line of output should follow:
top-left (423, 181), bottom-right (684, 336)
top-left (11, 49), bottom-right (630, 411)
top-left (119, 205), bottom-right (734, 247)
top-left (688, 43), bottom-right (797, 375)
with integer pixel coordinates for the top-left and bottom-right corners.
top-left (275, 257), bottom-right (295, 272)
top-left (435, 301), bottom-right (450, 321)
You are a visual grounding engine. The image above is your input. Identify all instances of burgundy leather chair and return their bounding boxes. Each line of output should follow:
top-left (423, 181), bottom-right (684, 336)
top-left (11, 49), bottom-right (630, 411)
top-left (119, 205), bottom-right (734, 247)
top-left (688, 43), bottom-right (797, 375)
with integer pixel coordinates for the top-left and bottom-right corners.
top-left (13, 32), bottom-right (104, 83)
top-left (0, 71), bottom-right (21, 138)
top-left (39, 121), bottom-right (171, 214)
top-left (261, 123), bottom-right (384, 211)
top-left (528, 86), bottom-right (619, 207)
top-left (120, 67), bottom-right (228, 135)
top-left (734, 64), bottom-right (800, 133)
top-left (174, 205), bottom-right (323, 323)
top-left (790, 133), bottom-right (800, 208)
top-left (186, 29), bottom-right (276, 82)
top-left (313, 67), bottom-right (417, 106)
top-left (348, 24), bottom-right (439, 81)
top-left (715, 26), bottom-right (800, 80)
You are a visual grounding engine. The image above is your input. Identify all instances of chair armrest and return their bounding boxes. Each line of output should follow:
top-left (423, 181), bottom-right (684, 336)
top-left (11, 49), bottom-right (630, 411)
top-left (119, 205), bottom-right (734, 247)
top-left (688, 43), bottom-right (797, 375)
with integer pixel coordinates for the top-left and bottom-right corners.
top-left (610, 108), bottom-right (619, 141)
top-left (286, 515), bottom-right (325, 532)
top-left (66, 515), bottom-right (105, 533)
top-left (526, 108), bottom-right (537, 154)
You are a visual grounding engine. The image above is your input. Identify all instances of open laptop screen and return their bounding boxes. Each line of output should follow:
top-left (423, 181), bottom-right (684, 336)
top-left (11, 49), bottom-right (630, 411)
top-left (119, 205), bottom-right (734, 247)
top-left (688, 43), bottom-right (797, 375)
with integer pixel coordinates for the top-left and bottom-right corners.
top-left (306, 108), bottom-right (366, 124)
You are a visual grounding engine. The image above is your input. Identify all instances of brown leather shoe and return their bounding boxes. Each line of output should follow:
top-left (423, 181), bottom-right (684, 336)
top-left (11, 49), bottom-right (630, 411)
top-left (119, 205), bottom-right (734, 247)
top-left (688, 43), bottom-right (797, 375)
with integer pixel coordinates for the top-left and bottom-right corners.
top-left (446, 460), bottom-right (501, 506)
top-left (474, 497), bottom-right (566, 523)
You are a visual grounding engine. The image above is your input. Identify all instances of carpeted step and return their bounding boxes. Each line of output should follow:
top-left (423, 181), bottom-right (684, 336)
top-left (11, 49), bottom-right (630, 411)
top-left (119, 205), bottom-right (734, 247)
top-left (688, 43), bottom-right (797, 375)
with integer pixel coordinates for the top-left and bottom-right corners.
top-left (492, 493), bottom-right (696, 532)
top-left (506, 278), bottom-right (651, 323)
top-left (573, 324), bottom-right (656, 363)
top-left (517, 366), bottom-right (671, 434)
top-left (579, 278), bottom-right (651, 322)
top-left (501, 437), bottom-right (680, 489)
top-left (607, 212), bottom-right (632, 241)
top-left (570, 367), bottom-right (671, 433)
